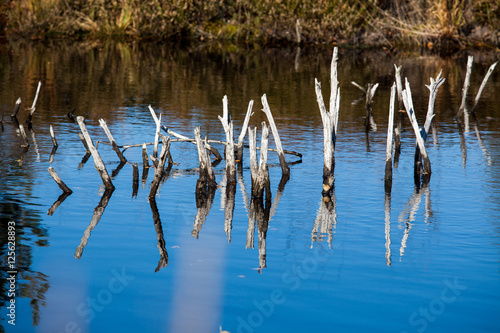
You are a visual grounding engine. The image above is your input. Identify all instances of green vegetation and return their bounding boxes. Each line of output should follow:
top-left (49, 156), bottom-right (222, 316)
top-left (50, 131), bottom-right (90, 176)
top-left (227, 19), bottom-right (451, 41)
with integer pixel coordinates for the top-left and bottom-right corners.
top-left (1, 0), bottom-right (499, 53)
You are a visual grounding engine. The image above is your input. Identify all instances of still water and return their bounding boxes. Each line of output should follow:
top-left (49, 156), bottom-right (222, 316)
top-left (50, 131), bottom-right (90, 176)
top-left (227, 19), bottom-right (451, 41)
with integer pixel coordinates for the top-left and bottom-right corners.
top-left (0, 41), bottom-right (499, 333)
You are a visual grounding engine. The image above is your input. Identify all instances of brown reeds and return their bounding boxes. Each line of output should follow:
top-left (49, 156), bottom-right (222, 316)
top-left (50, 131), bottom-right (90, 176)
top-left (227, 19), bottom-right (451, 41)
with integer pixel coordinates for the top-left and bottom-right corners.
top-left (5, 1), bottom-right (498, 50)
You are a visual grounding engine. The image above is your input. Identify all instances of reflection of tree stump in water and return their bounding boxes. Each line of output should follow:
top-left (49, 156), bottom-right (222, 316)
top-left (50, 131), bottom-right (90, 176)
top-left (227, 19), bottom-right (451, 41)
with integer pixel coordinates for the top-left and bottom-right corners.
top-left (192, 180), bottom-right (216, 239)
top-left (150, 197), bottom-right (169, 272)
top-left (75, 189), bottom-right (114, 259)
top-left (311, 190), bottom-right (337, 248)
top-left (255, 196), bottom-right (271, 273)
top-left (224, 182), bottom-right (236, 243)
top-left (246, 195), bottom-right (271, 273)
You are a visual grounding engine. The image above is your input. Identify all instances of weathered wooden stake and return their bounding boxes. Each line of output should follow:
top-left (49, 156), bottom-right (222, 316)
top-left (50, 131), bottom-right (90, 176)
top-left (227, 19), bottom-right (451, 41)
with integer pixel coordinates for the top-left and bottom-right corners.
top-left (394, 65), bottom-right (404, 165)
top-left (385, 83), bottom-right (396, 193)
top-left (249, 123), bottom-right (270, 198)
top-left (410, 72), bottom-right (445, 182)
top-left (456, 56), bottom-right (473, 119)
top-left (11, 98), bottom-right (22, 118)
top-left (148, 105), bottom-right (161, 158)
top-left (402, 80), bottom-right (431, 177)
top-left (236, 99), bottom-right (254, 163)
top-left (26, 81), bottom-right (42, 124)
top-left (142, 143), bottom-right (149, 168)
top-left (365, 83), bottom-right (378, 132)
top-left (249, 127), bottom-right (259, 188)
top-left (471, 61), bottom-right (498, 115)
top-left (163, 126), bottom-right (221, 161)
top-left (48, 167), bottom-right (73, 194)
top-left (19, 124), bottom-right (30, 147)
top-left (352, 81), bottom-right (379, 132)
top-left (315, 47), bottom-right (340, 194)
top-left (194, 126), bottom-right (217, 188)
top-left (261, 94), bottom-right (290, 176)
top-left (49, 125), bottom-right (58, 147)
top-left (98, 119), bottom-right (127, 163)
top-left (76, 116), bottom-right (115, 190)
top-left (149, 133), bottom-right (171, 198)
top-left (78, 132), bottom-right (90, 152)
top-left (218, 95), bottom-right (237, 183)
top-left (154, 114), bottom-right (162, 158)
top-left (423, 71), bottom-right (446, 139)
top-left (30, 81), bottom-right (42, 115)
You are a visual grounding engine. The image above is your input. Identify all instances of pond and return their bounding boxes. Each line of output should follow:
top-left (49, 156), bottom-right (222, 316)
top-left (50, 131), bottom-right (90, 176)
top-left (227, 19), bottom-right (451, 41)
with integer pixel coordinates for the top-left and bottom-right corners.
top-left (1, 41), bottom-right (499, 333)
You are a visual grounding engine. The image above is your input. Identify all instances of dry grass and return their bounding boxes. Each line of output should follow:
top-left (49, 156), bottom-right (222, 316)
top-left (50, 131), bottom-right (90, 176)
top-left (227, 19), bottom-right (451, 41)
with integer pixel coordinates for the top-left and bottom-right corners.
top-left (2, 0), bottom-right (499, 52)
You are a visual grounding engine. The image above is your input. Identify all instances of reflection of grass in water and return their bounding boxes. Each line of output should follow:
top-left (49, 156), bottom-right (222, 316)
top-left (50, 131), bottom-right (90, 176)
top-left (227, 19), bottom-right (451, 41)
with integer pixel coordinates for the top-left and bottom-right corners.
top-left (2, 39), bottom-right (498, 133)
top-left (2, 1), bottom-right (499, 51)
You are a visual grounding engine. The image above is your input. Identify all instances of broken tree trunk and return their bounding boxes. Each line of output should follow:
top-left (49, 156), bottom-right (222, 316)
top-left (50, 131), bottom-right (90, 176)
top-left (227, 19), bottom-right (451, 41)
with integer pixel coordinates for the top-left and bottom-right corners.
top-left (149, 133), bottom-right (171, 199)
top-left (19, 124), bottom-right (30, 147)
top-left (78, 132), bottom-right (90, 152)
top-left (148, 105), bottom-right (161, 158)
top-left (401, 79), bottom-right (431, 179)
top-left (236, 99), bottom-right (254, 163)
top-left (365, 83), bottom-right (378, 132)
top-left (76, 116), bottom-right (115, 190)
top-left (218, 95), bottom-right (237, 184)
top-left (11, 98), bottom-right (21, 118)
top-left (194, 126), bottom-right (217, 189)
top-left (456, 56), bottom-right (473, 120)
top-left (142, 143), bottom-right (149, 168)
top-left (352, 81), bottom-right (378, 132)
top-left (385, 83), bottom-right (396, 193)
top-left (49, 125), bottom-right (58, 147)
top-left (261, 94), bottom-right (290, 177)
top-left (249, 123), bottom-right (270, 199)
top-left (26, 81), bottom-right (42, 125)
top-left (163, 126), bottom-right (222, 161)
top-left (48, 167), bottom-right (73, 194)
top-left (412, 72), bottom-right (446, 182)
top-left (315, 47), bottom-right (340, 194)
top-left (99, 119), bottom-right (127, 163)
top-left (394, 65), bottom-right (405, 166)
top-left (470, 61), bottom-right (498, 116)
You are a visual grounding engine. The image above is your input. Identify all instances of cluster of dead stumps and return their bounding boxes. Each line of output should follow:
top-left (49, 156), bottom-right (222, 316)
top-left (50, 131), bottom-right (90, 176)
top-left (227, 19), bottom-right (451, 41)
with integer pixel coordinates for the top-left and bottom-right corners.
top-left (5, 47), bottom-right (497, 271)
